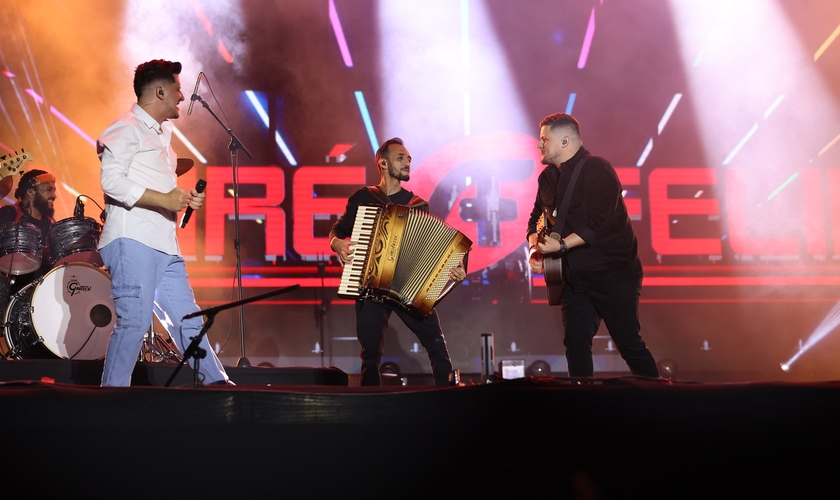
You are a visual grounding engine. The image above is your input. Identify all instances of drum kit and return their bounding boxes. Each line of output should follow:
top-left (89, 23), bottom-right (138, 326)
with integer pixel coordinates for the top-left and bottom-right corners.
top-left (0, 215), bottom-right (181, 364)
top-left (0, 153), bottom-right (195, 363)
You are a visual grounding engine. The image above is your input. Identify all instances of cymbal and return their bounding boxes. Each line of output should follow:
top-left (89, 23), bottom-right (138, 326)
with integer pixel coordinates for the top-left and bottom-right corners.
top-left (0, 176), bottom-right (13, 199)
top-left (176, 158), bottom-right (194, 177)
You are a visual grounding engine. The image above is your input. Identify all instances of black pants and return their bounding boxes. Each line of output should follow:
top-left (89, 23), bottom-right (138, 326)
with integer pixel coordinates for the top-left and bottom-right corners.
top-left (355, 299), bottom-right (453, 386)
top-left (560, 279), bottom-right (659, 377)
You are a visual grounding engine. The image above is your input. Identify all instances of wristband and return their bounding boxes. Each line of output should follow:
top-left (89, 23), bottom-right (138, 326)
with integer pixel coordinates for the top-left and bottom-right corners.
top-left (559, 239), bottom-right (567, 254)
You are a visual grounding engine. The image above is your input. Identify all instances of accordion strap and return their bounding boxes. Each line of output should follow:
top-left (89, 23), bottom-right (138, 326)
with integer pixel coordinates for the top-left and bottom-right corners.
top-left (366, 186), bottom-right (391, 204)
top-left (407, 196), bottom-right (429, 210)
top-left (367, 186), bottom-right (429, 210)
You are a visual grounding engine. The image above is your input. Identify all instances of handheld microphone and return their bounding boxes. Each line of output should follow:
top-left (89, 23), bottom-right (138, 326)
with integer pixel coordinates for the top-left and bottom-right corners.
top-left (74, 196), bottom-right (85, 220)
top-left (180, 178), bottom-right (206, 228)
top-left (187, 72), bottom-right (202, 116)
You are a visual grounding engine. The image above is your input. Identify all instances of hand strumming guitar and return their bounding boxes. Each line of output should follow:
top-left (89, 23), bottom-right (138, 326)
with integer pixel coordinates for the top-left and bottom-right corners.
top-left (528, 210), bottom-right (584, 275)
top-left (528, 235), bottom-right (562, 274)
top-left (528, 210), bottom-right (561, 273)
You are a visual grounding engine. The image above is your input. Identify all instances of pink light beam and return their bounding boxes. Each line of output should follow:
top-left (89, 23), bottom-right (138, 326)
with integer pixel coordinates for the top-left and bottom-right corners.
top-left (49, 106), bottom-right (95, 147)
top-left (187, 0), bottom-right (213, 36)
top-left (17, 79), bottom-right (96, 147)
top-left (24, 89), bottom-right (44, 105)
top-left (329, 0), bottom-right (354, 67)
top-left (577, 8), bottom-right (596, 69)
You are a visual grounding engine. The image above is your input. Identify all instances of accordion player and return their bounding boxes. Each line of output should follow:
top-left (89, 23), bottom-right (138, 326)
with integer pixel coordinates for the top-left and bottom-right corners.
top-left (337, 203), bottom-right (472, 317)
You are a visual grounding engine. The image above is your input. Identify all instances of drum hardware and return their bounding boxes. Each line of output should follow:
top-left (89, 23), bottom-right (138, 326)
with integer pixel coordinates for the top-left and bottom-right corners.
top-left (1, 275), bottom-right (46, 360)
top-left (140, 327), bottom-right (183, 363)
top-left (70, 193), bottom-right (107, 228)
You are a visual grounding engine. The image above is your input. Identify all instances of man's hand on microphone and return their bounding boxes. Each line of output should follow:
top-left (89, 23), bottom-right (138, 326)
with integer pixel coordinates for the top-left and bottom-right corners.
top-left (187, 188), bottom-right (206, 211)
top-left (160, 187), bottom-right (205, 213)
top-left (161, 187), bottom-right (191, 212)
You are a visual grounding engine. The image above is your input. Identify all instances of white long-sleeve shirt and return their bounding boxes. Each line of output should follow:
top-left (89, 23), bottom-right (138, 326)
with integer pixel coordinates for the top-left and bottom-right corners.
top-left (97, 104), bottom-right (180, 255)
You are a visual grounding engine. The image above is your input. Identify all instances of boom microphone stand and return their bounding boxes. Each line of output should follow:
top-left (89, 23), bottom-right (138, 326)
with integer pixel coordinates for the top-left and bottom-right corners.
top-left (164, 285), bottom-right (300, 387)
top-left (316, 255), bottom-right (328, 367)
top-left (191, 90), bottom-right (254, 368)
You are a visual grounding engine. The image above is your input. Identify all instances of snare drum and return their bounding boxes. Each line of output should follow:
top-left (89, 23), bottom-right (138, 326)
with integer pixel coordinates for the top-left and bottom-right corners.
top-left (1, 262), bottom-right (115, 360)
top-left (46, 217), bottom-right (103, 268)
top-left (0, 221), bottom-right (42, 275)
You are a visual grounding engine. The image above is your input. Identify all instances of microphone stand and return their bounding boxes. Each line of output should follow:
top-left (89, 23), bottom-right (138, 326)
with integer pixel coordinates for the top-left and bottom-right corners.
top-left (316, 256), bottom-right (328, 367)
top-left (192, 93), bottom-right (254, 368)
top-left (164, 285), bottom-right (300, 387)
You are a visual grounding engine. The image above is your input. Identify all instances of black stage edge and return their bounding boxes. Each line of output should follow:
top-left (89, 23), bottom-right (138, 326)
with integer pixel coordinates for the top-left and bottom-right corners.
top-left (0, 358), bottom-right (348, 386)
top-left (1, 374), bottom-right (839, 499)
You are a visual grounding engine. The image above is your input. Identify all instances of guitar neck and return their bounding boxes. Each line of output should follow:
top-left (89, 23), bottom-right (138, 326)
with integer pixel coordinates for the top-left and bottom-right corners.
top-left (0, 150), bottom-right (34, 178)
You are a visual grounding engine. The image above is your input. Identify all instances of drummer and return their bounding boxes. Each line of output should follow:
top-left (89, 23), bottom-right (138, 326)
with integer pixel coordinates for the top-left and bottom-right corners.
top-left (0, 169), bottom-right (57, 298)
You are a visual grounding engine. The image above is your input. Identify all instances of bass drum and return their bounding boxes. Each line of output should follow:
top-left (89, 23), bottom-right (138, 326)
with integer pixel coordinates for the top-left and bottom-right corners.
top-left (1, 263), bottom-right (115, 360)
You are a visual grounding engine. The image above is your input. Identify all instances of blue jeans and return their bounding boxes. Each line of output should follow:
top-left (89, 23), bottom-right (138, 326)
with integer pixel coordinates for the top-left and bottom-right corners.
top-left (100, 238), bottom-right (230, 386)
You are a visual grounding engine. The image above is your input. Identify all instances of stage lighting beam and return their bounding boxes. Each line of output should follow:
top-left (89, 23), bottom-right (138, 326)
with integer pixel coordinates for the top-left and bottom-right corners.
top-left (329, 0), bottom-right (354, 67)
top-left (354, 91), bottom-right (378, 155)
top-left (781, 299), bottom-right (840, 371)
top-left (244, 90), bottom-right (297, 166)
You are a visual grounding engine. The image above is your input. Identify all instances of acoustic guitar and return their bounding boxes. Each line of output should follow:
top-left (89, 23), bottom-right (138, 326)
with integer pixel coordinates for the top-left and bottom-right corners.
top-left (536, 209), bottom-right (564, 306)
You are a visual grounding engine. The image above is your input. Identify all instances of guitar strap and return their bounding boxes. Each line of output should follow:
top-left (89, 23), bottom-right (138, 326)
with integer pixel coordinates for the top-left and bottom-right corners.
top-left (552, 155), bottom-right (587, 237)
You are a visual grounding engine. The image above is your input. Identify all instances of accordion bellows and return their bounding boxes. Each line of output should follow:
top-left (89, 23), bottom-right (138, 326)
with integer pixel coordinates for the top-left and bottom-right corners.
top-left (338, 204), bottom-right (472, 317)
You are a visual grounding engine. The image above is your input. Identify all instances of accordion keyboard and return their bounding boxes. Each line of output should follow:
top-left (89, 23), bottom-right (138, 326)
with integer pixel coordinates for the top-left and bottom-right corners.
top-left (337, 205), bottom-right (380, 297)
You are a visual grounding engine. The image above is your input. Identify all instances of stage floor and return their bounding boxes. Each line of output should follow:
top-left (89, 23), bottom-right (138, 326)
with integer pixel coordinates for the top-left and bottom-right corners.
top-left (1, 359), bottom-right (837, 499)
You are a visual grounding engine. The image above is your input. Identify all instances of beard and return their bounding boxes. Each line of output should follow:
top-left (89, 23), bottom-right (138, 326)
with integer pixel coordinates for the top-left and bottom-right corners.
top-left (388, 164), bottom-right (410, 182)
top-left (540, 151), bottom-right (558, 166)
top-left (33, 194), bottom-right (54, 219)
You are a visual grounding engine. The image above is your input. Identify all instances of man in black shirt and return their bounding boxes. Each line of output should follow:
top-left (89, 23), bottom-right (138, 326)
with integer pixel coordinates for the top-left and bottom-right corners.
top-left (330, 137), bottom-right (465, 386)
top-left (0, 169), bottom-right (58, 300)
top-left (526, 113), bottom-right (659, 378)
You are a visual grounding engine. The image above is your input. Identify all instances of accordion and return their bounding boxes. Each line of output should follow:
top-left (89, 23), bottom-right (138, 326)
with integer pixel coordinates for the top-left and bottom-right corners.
top-left (338, 204), bottom-right (472, 317)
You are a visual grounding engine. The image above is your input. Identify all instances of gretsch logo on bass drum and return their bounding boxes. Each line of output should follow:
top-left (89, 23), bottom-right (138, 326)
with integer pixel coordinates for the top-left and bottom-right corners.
top-left (66, 274), bottom-right (93, 296)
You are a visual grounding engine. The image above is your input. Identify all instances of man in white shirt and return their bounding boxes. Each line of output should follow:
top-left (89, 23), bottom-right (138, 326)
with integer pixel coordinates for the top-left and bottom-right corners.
top-left (96, 59), bottom-right (232, 386)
